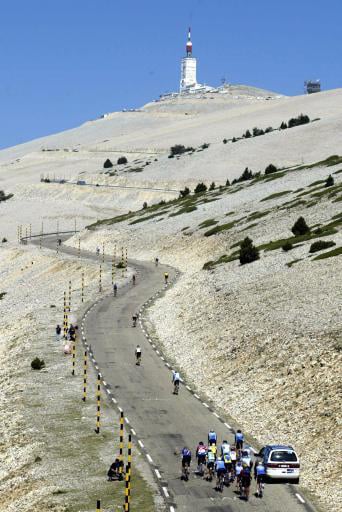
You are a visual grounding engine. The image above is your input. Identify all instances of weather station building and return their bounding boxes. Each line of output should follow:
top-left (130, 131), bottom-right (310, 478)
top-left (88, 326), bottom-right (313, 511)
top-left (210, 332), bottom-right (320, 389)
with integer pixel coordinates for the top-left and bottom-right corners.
top-left (179, 28), bottom-right (212, 94)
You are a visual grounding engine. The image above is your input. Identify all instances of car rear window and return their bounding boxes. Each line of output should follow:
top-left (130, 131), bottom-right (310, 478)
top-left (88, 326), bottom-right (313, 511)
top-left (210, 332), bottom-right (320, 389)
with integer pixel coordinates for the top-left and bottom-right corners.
top-left (270, 450), bottom-right (298, 462)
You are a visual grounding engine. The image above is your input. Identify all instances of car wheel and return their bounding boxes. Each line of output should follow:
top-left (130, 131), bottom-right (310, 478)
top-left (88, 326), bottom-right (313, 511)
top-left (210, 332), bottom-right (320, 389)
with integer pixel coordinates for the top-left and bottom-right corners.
top-left (293, 478), bottom-right (299, 484)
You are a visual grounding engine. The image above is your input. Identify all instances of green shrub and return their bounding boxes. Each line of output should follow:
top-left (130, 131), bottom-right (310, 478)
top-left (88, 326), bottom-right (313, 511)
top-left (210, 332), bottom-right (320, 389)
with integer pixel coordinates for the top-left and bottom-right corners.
top-left (201, 143), bottom-right (210, 149)
top-left (244, 130), bottom-right (252, 139)
top-left (325, 175), bottom-right (334, 187)
top-left (309, 240), bottom-right (336, 253)
top-left (233, 167), bottom-right (254, 184)
top-left (117, 156), bottom-right (128, 165)
top-left (232, 137), bottom-right (237, 143)
top-left (170, 145), bottom-right (194, 156)
top-left (239, 237), bottom-right (260, 265)
top-left (194, 182), bottom-right (207, 194)
top-left (288, 114), bottom-right (310, 128)
top-left (0, 190), bottom-right (13, 202)
top-left (2, 238), bottom-right (7, 243)
top-left (265, 127), bottom-right (273, 133)
top-left (282, 242), bottom-right (293, 251)
top-left (265, 164), bottom-right (278, 175)
top-left (142, 202), bottom-right (148, 209)
top-left (116, 261), bottom-right (126, 269)
top-left (209, 182), bottom-right (215, 191)
top-left (31, 357), bottom-right (45, 370)
top-left (253, 127), bottom-right (264, 136)
top-left (292, 216), bottom-right (310, 236)
top-left (179, 187), bottom-right (190, 197)
top-left (223, 138), bottom-right (228, 144)
top-left (103, 158), bottom-right (113, 168)
top-left (280, 121), bottom-right (288, 129)
top-left (225, 179), bottom-right (230, 187)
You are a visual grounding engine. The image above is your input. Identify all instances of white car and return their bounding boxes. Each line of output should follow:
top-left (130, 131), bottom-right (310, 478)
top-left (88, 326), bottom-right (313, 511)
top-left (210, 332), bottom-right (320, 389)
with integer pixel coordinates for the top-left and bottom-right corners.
top-left (259, 444), bottom-right (300, 482)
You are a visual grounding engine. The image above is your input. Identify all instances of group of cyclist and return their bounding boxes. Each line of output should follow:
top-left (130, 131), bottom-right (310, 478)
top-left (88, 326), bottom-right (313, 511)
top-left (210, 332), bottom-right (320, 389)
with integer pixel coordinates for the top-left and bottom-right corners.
top-left (181, 430), bottom-right (266, 501)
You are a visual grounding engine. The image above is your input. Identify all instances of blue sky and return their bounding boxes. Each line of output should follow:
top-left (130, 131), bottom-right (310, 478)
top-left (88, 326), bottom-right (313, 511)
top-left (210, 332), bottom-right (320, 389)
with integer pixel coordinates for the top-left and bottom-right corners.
top-left (1, 0), bottom-right (341, 149)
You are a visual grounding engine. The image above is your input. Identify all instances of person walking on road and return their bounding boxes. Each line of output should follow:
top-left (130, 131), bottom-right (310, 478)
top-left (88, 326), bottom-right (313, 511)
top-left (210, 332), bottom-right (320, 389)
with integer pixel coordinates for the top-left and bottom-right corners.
top-left (113, 283), bottom-right (118, 296)
top-left (172, 370), bottom-right (180, 394)
top-left (132, 274), bottom-right (136, 285)
top-left (132, 313), bottom-right (138, 327)
top-left (96, 246), bottom-right (100, 257)
top-left (164, 272), bottom-right (169, 285)
top-left (55, 324), bottom-right (61, 341)
top-left (155, 257), bottom-right (159, 266)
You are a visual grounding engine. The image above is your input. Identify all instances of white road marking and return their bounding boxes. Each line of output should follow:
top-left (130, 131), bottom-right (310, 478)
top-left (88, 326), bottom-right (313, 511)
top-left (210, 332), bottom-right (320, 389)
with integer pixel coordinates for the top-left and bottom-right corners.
top-left (170, 508), bottom-right (175, 512)
top-left (213, 412), bottom-right (219, 418)
top-left (102, 380), bottom-right (107, 386)
top-left (138, 440), bottom-right (144, 448)
top-left (224, 422), bottom-right (231, 429)
top-left (98, 373), bottom-right (102, 378)
top-left (131, 429), bottom-right (136, 436)
top-left (118, 406), bottom-right (123, 413)
top-left (125, 417), bottom-right (130, 425)
top-left (186, 385), bottom-right (192, 391)
top-left (250, 447), bottom-right (257, 453)
top-left (203, 402), bottom-right (209, 408)
top-left (156, 350), bottom-right (160, 355)
top-left (112, 398), bottom-right (117, 404)
top-left (194, 394), bottom-right (200, 399)
top-left (165, 363), bottom-right (170, 368)
top-left (146, 454), bottom-right (153, 464)
top-left (296, 494), bottom-right (306, 504)
top-left (95, 365), bottom-right (99, 371)
top-left (154, 469), bottom-right (161, 479)
top-left (162, 487), bottom-right (169, 498)
top-left (161, 356), bottom-right (165, 361)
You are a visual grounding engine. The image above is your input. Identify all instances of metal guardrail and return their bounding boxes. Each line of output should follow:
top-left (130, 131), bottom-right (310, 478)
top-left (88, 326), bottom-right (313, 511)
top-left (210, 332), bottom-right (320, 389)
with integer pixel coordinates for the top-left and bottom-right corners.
top-left (19, 230), bottom-right (79, 244)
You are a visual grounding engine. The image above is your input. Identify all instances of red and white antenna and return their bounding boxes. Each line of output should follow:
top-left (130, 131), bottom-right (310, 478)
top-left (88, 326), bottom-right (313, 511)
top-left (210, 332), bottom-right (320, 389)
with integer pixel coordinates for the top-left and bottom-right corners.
top-left (186, 27), bottom-right (193, 57)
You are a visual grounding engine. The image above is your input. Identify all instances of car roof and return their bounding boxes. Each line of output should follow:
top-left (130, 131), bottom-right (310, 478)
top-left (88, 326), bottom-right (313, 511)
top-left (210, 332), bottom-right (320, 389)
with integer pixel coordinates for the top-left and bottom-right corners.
top-left (265, 444), bottom-right (295, 450)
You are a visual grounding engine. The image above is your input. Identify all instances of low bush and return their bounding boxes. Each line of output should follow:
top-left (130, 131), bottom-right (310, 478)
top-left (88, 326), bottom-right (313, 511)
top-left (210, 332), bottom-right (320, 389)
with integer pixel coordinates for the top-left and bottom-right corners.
top-left (280, 121), bottom-right (288, 130)
top-left (232, 167), bottom-right (255, 184)
top-left (117, 156), bottom-right (128, 165)
top-left (288, 114), bottom-right (310, 128)
top-left (325, 175), bottom-right (334, 187)
top-left (209, 182), bottom-right (215, 191)
top-left (103, 158), bottom-right (113, 168)
top-left (239, 237), bottom-right (260, 265)
top-left (0, 190), bottom-right (13, 202)
top-left (265, 163), bottom-right (278, 175)
top-left (31, 357), bottom-right (45, 370)
top-left (179, 187), bottom-right (190, 197)
top-left (201, 143), bottom-right (210, 149)
top-left (142, 202), bottom-right (148, 209)
top-left (282, 242), bottom-right (293, 251)
top-left (2, 237), bottom-right (7, 243)
top-left (253, 127), bottom-right (264, 137)
top-left (309, 240), bottom-right (336, 253)
top-left (116, 261), bottom-right (126, 269)
top-left (170, 144), bottom-right (194, 156)
top-left (223, 138), bottom-right (228, 144)
top-left (244, 130), bottom-right (252, 139)
top-left (232, 137), bottom-right (237, 143)
top-left (194, 182), bottom-right (207, 194)
top-left (292, 216), bottom-right (310, 236)
top-left (225, 179), bottom-right (230, 187)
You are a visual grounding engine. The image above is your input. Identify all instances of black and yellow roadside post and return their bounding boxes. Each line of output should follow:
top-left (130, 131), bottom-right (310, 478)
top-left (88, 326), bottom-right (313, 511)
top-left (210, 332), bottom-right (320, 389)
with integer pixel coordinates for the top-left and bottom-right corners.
top-left (56, 237), bottom-right (59, 255)
top-left (119, 411), bottom-right (124, 480)
top-left (124, 467), bottom-right (130, 512)
top-left (95, 374), bottom-right (101, 434)
top-left (125, 248), bottom-right (128, 274)
top-left (121, 247), bottom-right (125, 278)
top-left (127, 434), bottom-right (132, 505)
top-left (74, 218), bottom-right (77, 234)
top-left (63, 291), bottom-right (68, 339)
top-left (57, 220), bottom-right (59, 238)
top-left (81, 272), bottom-right (84, 303)
top-left (71, 337), bottom-right (76, 375)
top-left (29, 223), bottom-right (32, 240)
top-left (39, 222), bottom-right (43, 249)
top-left (99, 265), bottom-right (102, 292)
top-left (17, 225), bottom-right (20, 243)
top-left (25, 226), bottom-right (28, 239)
top-left (102, 241), bottom-right (105, 263)
top-left (68, 280), bottom-right (72, 311)
top-left (82, 350), bottom-right (87, 401)
top-left (96, 499), bottom-right (101, 512)
top-left (78, 238), bottom-right (81, 259)
top-left (111, 255), bottom-right (115, 285)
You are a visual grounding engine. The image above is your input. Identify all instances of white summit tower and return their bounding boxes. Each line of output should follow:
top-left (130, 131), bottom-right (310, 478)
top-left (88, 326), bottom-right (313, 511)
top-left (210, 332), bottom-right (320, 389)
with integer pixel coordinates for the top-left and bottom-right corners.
top-left (180, 28), bottom-right (198, 93)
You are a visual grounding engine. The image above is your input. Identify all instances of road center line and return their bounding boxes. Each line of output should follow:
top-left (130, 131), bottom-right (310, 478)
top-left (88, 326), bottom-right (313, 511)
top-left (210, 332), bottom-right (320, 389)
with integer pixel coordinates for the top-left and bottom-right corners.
top-left (295, 493), bottom-right (306, 504)
top-left (162, 487), bottom-right (169, 498)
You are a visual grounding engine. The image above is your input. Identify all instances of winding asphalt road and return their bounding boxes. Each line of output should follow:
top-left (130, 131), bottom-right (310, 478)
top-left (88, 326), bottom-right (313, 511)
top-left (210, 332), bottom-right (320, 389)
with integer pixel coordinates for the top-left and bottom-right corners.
top-left (35, 234), bottom-right (316, 512)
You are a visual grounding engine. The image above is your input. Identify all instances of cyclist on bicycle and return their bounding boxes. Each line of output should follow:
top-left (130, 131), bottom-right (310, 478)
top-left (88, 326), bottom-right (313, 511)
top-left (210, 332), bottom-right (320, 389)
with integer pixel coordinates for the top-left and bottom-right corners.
top-left (135, 345), bottom-right (142, 365)
top-left (254, 461), bottom-right (266, 497)
top-left (223, 451), bottom-right (233, 482)
top-left (113, 283), bottom-right (118, 296)
top-left (230, 445), bottom-right (237, 472)
top-left (164, 272), bottom-right (169, 284)
top-left (206, 448), bottom-right (216, 481)
top-left (240, 448), bottom-right (253, 470)
top-left (221, 440), bottom-right (230, 457)
top-left (181, 447), bottom-right (191, 481)
top-left (196, 442), bottom-right (207, 475)
top-left (240, 464), bottom-right (252, 501)
top-left (132, 274), bottom-right (136, 285)
top-left (155, 257), bottom-right (159, 266)
top-left (132, 313), bottom-right (138, 327)
top-left (235, 430), bottom-right (244, 451)
top-left (208, 430), bottom-right (217, 446)
top-left (172, 370), bottom-right (180, 394)
top-left (215, 457), bottom-right (227, 491)
top-left (235, 460), bottom-right (243, 490)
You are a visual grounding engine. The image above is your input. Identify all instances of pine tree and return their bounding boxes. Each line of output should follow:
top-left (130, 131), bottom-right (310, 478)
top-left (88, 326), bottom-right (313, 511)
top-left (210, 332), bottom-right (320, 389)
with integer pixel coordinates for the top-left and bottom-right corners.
top-left (291, 216), bottom-right (310, 236)
top-left (239, 237), bottom-right (260, 265)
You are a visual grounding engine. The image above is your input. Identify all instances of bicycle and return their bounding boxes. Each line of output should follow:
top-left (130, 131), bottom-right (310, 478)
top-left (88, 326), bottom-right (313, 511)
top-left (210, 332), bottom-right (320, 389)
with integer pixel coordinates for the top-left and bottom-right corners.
top-left (216, 473), bottom-right (225, 493)
top-left (173, 381), bottom-right (179, 395)
top-left (181, 463), bottom-right (190, 481)
top-left (256, 480), bottom-right (265, 498)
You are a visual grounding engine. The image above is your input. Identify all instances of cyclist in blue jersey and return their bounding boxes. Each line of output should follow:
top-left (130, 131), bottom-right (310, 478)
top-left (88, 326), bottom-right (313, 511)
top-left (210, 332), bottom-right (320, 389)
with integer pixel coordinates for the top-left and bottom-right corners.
top-left (254, 461), bottom-right (266, 497)
top-left (181, 447), bottom-right (191, 481)
top-left (235, 429), bottom-right (244, 451)
top-left (208, 429), bottom-right (217, 446)
top-left (215, 457), bottom-right (227, 491)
